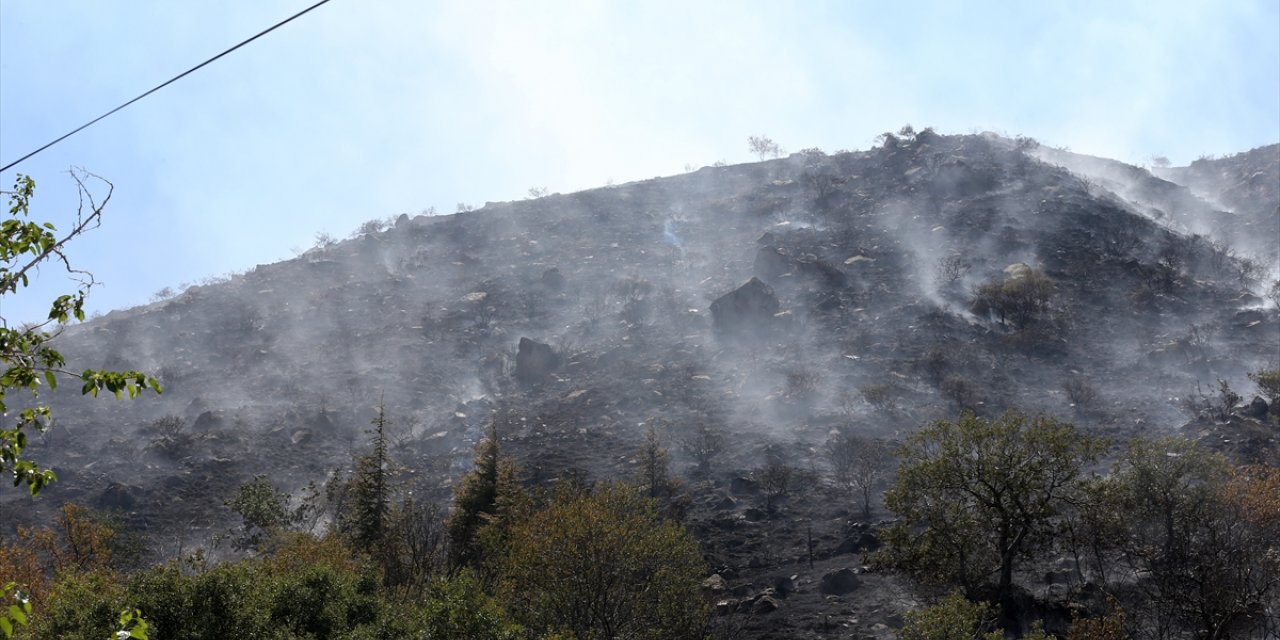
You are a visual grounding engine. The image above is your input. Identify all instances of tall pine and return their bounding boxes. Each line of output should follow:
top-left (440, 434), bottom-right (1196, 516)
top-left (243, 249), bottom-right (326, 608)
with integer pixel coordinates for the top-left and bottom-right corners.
top-left (338, 397), bottom-right (392, 549)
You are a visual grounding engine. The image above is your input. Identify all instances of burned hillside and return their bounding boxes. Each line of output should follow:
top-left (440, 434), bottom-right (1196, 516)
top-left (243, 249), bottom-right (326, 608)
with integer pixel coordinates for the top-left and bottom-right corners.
top-left (5, 131), bottom-right (1279, 638)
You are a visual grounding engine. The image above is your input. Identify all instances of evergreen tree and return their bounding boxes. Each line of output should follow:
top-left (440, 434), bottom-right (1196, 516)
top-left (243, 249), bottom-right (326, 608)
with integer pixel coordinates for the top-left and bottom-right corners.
top-left (447, 418), bottom-right (519, 569)
top-left (337, 398), bottom-right (392, 550)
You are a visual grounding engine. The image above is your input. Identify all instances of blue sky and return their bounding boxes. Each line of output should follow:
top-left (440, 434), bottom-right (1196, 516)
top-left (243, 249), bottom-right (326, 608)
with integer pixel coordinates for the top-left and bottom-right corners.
top-left (2, 0), bottom-right (1277, 323)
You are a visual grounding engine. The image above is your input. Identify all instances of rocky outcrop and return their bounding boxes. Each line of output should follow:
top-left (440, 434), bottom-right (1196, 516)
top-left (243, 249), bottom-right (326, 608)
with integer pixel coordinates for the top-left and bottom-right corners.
top-left (515, 337), bottom-right (560, 385)
top-left (710, 277), bottom-right (781, 338)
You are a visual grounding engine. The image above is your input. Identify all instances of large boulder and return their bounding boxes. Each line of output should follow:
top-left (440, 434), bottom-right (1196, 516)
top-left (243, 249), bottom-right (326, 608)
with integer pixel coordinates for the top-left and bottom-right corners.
top-left (818, 568), bottom-right (861, 595)
top-left (515, 337), bottom-right (560, 385)
top-left (710, 277), bottom-right (781, 338)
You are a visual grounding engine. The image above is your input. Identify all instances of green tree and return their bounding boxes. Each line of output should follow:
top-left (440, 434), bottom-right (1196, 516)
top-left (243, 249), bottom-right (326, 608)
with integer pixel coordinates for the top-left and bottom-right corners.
top-left (634, 422), bottom-right (676, 499)
top-left (972, 266), bottom-right (1055, 329)
top-left (1101, 439), bottom-right (1280, 639)
top-left (883, 410), bottom-right (1104, 625)
top-left (2, 172), bottom-right (160, 495)
top-left (496, 483), bottom-right (708, 639)
top-left (446, 418), bottom-right (520, 569)
top-left (338, 399), bottom-right (392, 550)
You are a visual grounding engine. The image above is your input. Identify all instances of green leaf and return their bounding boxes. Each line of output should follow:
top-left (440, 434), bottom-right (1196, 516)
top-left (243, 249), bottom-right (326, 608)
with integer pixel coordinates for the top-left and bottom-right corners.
top-left (5, 605), bottom-right (23, 625)
top-left (1, 616), bottom-right (12, 637)
top-left (44, 371), bottom-right (56, 390)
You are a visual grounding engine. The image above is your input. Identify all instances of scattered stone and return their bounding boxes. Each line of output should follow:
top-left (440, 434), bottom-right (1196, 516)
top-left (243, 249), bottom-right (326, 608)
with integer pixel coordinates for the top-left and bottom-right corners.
top-left (97, 482), bottom-right (138, 511)
top-left (753, 595), bottom-right (782, 614)
top-left (701, 574), bottom-right (728, 595)
top-left (730, 476), bottom-right (761, 495)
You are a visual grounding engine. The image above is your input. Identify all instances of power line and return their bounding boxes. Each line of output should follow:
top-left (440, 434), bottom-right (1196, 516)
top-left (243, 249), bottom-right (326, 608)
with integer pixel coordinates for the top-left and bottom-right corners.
top-left (1, 0), bottom-right (336, 173)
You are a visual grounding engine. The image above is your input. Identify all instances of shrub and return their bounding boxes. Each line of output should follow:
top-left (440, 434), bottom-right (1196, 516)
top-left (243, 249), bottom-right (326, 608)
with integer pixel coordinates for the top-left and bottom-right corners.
top-left (1248, 368), bottom-right (1280, 404)
top-left (972, 267), bottom-right (1055, 329)
top-left (496, 483), bottom-right (707, 639)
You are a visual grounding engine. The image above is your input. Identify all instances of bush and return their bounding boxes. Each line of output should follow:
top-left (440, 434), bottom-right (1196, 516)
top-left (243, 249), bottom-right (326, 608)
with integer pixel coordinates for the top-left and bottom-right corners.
top-left (1248, 368), bottom-right (1280, 404)
top-left (496, 483), bottom-right (707, 639)
top-left (972, 267), bottom-right (1055, 329)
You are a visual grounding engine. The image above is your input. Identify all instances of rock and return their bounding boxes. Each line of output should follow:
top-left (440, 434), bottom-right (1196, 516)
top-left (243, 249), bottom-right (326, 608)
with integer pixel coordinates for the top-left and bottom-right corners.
top-left (541, 267), bottom-right (565, 291)
top-left (192, 410), bottom-right (224, 432)
top-left (515, 337), bottom-right (560, 385)
top-left (710, 277), bottom-right (780, 337)
top-left (773, 574), bottom-right (797, 597)
top-left (714, 599), bottom-right (738, 616)
top-left (290, 429), bottom-right (312, 445)
top-left (835, 531), bottom-right (882, 554)
top-left (819, 568), bottom-right (861, 595)
top-left (394, 213), bottom-right (410, 229)
top-left (1242, 396), bottom-right (1269, 419)
top-left (97, 482), bottom-right (138, 511)
top-left (753, 246), bottom-right (791, 281)
top-left (730, 476), bottom-right (761, 495)
top-left (701, 574), bottom-right (728, 595)
top-left (743, 507), bottom-right (768, 522)
top-left (753, 594), bottom-right (783, 614)
top-left (713, 495), bottom-right (738, 510)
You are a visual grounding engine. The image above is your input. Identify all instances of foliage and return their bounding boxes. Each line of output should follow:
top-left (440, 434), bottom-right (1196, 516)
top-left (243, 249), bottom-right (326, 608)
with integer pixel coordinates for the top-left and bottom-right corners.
top-left (972, 266), bottom-right (1056, 329)
top-left (883, 410), bottom-right (1104, 624)
top-left (494, 483), bottom-right (711, 640)
top-left (225, 475), bottom-right (316, 554)
top-left (1098, 440), bottom-right (1279, 639)
top-left (634, 422), bottom-right (678, 499)
top-left (2, 172), bottom-right (161, 495)
top-left (335, 400), bottom-right (393, 551)
top-left (446, 419), bottom-right (520, 569)
top-left (0, 582), bottom-right (31, 638)
top-left (899, 591), bottom-right (1002, 640)
top-left (1248, 367), bottom-right (1280, 404)
top-left (496, 483), bottom-right (707, 639)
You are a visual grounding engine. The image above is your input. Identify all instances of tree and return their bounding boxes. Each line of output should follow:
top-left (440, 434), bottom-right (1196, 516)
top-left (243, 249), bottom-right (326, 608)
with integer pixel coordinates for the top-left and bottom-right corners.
top-left (679, 424), bottom-right (724, 477)
top-left (225, 475), bottom-right (316, 554)
top-left (757, 452), bottom-right (794, 515)
top-left (446, 418), bottom-right (520, 569)
top-left (883, 410), bottom-right (1104, 625)
top-left (972, 267), bottom-right (1055, 329)
top-left (748, 135), bottom-right (782, 161)
top-left (827, 433), bottom-right (892, 519)
top-left (634, 422), bottom-right (677, 499)
top-left (2, 172), bottom-right (161, 495)
top-left (496, 483), bottom-right (707, 639)
top-left (1101, 439), bottom-right (1280, 639)
top-left (335, 399), bottom-right (393, 550)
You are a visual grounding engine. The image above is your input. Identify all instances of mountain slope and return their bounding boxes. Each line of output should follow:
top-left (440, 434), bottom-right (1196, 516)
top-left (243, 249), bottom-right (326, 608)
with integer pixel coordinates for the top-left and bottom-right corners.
top-left (8, 131), bottom-right (1279, 638)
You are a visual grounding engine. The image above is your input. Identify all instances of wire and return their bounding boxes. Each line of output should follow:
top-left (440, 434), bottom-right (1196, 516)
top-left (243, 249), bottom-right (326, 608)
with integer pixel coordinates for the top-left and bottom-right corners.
top-left (1, 0), bottom-right (335, 173)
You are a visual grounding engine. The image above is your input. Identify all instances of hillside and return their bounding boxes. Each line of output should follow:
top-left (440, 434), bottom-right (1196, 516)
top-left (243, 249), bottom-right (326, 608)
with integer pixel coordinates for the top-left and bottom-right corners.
top-left (6, 131), bottom-right (1279, 638)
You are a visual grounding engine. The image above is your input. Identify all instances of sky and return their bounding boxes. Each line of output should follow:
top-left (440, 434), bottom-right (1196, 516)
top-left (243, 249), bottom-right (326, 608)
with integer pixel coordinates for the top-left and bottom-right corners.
top-left (1, 0), bottom-right (1278, 323)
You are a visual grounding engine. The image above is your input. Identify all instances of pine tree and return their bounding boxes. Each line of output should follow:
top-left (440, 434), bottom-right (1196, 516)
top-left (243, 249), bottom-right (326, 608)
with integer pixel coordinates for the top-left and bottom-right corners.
top-left (337, 397), bottom-right (392, 550)
top-left (447, 418), bottom-right (519, 569)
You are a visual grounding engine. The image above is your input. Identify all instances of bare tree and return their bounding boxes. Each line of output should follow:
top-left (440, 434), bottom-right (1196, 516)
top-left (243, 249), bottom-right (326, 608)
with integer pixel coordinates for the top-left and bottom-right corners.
top-left (827, 433), bottom-right (893, 519)
top-left (748, 135), bottom-right (783, 161)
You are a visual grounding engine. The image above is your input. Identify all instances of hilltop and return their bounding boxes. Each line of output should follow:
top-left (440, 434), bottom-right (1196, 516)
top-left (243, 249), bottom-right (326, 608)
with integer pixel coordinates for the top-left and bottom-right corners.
top-left (6, 130), bottom-right (1279, 638)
